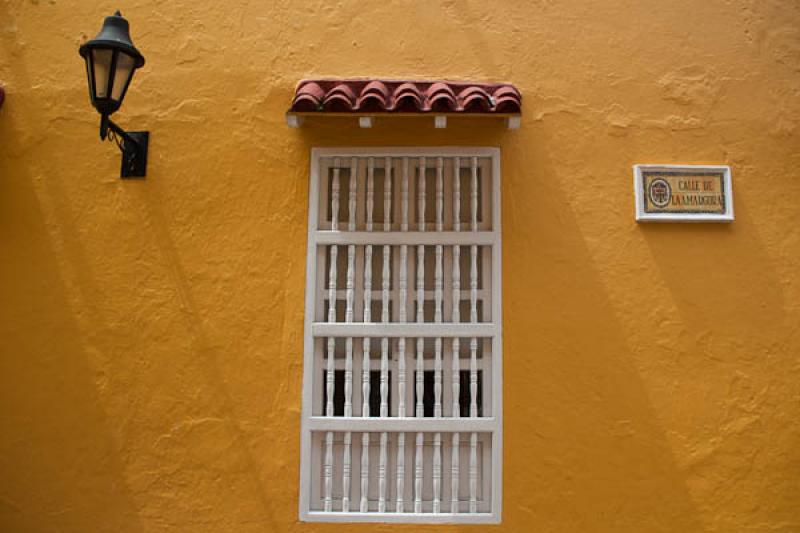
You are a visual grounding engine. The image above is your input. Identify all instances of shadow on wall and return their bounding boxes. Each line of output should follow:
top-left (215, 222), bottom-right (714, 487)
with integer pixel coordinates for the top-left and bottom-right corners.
top-left (640, 194), bottom-right (785, 342)
top-left (0, 103), bottom-right (146, 533)
top-left (499, 126), bottom-right (706, 532)
top-left (129, 183), bottom-right (282, 531)
top-left (0, 2), bottom-right (145, 528)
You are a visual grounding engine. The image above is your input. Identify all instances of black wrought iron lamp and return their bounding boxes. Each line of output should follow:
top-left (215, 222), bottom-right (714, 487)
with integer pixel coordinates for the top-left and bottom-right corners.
top-left (79, 11), bottom-right (148, 178)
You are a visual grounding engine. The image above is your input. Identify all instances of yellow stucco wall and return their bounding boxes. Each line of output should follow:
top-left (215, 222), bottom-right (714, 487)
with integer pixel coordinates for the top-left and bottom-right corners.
top-left (1, 1), bottom-right (799, 531)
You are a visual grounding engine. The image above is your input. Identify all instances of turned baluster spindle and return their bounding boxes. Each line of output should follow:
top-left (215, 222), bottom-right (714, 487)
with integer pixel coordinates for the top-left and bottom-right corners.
top-left (323, 160), bottom-right (341, 512)
top-left (359, 160), bottom-right (372, 512)
top-left (469, 156), bottom-right (479, 513)
top-left (451, 157), bottom-right (462, 512)
top-left (341, 159), bottom-right (361, 511)
top-left (396, 157), bottom-right (409, 513)
top-left (367, 160), bottom-right (390, 513)
top-left (414, 157), bottom-right (426, 514)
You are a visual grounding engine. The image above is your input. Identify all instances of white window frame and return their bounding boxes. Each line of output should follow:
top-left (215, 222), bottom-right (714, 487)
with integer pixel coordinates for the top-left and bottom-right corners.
top-left (299, 147), bottom-right (502, 524)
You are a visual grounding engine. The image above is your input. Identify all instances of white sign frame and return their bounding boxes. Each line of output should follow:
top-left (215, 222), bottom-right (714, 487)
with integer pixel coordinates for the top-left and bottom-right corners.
top-left (633, 164), bottom-right (734, 222)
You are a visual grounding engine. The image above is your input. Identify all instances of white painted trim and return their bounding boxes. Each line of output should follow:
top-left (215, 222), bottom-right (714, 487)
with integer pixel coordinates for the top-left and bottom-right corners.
top-left (490, 147), bottom-right (503, 521)
top-left (308, 417), bottom-right (497, 432)
top-left (301, 147), bottom-right (502, 524)
top-left (286, 114), bottom-right (304, 128)
top-left (633, 164), bottom-right (734, 222)
top-left (313, 147), bottom-right (500, 158)
top-left (311, 322), bottom-right (496, 338)
top-left (315, 230), bottom-right (496, 246)
top-left (298, 145), bottom-right (321, 520)
top-left (305, 511), bottom-right (499, 524)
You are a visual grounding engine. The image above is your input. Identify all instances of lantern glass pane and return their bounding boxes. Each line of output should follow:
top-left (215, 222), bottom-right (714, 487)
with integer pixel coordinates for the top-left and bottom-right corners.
top-left (111, 52), bottom-right (136, 102)
top-left (92, 48), bottom-right (113, 98)
top-left (84, 55), bottom-right (94, 100)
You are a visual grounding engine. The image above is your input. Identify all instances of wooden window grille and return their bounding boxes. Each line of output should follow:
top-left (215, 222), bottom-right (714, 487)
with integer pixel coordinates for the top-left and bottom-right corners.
top-left (300, 148), bottom-right (502, 524)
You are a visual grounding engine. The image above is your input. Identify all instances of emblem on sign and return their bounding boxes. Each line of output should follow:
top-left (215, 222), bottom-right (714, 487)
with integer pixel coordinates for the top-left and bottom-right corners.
top-left (648, 178), bottom-right (671, 208)
top-left (634, 165), bottom-right (734, 222)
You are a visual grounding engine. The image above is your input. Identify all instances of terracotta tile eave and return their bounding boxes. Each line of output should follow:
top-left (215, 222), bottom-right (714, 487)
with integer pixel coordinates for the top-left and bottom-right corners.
top-left (286, 111), bottom-right (521, 118)
top-left (288, 78), bottom-right (521, 115)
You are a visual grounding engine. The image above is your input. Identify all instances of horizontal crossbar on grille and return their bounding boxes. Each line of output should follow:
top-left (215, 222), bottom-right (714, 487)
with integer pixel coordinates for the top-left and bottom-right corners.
top-left (308, 417), bottom-right (497, 432)
top-left (311, 323), bottom-right (497, 338)
top-left (315, 231), bottom-right (497, 246)
top-left (304, 511), bottom-right (497, 524)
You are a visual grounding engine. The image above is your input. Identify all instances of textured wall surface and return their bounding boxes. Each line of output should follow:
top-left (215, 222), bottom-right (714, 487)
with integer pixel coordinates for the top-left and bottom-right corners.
top-left (1, 1), bottom-right (799, 531)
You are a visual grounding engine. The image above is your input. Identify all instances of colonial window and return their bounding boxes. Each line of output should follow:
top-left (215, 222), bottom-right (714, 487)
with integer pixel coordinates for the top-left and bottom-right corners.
top-left (300, 148), bottom-right (502, 524)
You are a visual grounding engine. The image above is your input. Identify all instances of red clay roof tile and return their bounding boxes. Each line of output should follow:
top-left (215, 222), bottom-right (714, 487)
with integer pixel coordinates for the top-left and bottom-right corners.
top-left (322, 83), bottom-right (357, 112)
top-left (292, 82), bottom-right (325, 112)
top-left (289, 79), bottom-right (520, 114)
top-left (356, 81), bottom-right (390, 112)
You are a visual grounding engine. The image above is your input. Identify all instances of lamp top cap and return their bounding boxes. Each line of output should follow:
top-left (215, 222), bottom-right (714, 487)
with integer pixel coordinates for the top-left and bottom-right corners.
top-left (79, 10), bottom-right (145, 67)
